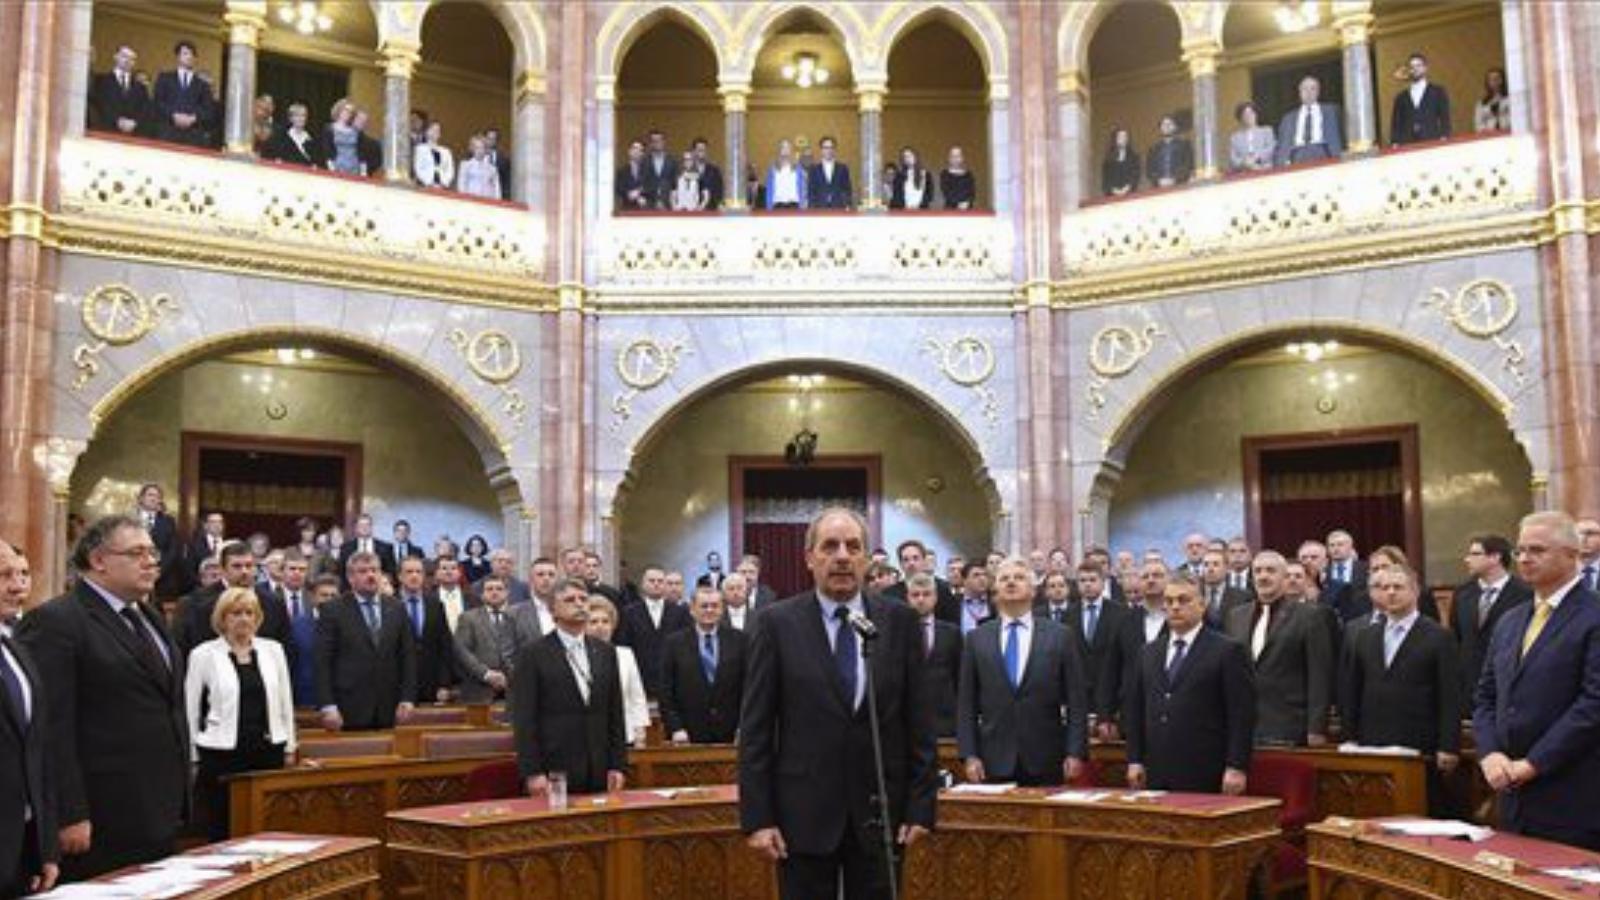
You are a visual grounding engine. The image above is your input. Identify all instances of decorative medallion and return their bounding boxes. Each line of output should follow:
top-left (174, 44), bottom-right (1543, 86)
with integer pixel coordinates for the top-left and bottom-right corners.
top-left (923, 335), bottom-right (999, 429)
top-left (1423, 278), bottom-right (1526, 385)
top-left (73, 284), bottom-right (177, 391)
top-left (1084, 321), bottom-right (1164, 422)
top-left (449, 328), bottom-right (521, 385)
top-left (611, 338), bottom-right (690, 429)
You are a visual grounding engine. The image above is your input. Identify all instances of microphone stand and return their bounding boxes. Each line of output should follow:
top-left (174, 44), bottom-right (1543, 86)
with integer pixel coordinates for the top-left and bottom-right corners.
top-left (856, 625), bottom-right (900, 900)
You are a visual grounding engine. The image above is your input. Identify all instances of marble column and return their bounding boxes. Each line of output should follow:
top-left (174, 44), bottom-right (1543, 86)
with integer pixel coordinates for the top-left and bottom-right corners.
top-left (1184, 42), bottom-right (1222, 181)
top-left (379, 40), bottom-right (419, 182)
top-left (856, 83), bottom-right (886, 210)
top-left (221, 6), bottom-right (265, 155)
top-left (987, 84), bottom-right (1012, 215)
top-left (1056, 69), bottom-right (1090, 209)
top-left (719, 82), bottom-right (750, 212)
top-left (514, 68), bottom-right (546, 207)
top-left (1335, 11), bottom-right (1378, 154)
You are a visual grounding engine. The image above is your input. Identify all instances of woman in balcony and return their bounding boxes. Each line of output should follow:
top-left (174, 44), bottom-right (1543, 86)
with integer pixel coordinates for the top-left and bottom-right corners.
top-left (413, 121), bottom-right (456, 190)
top-left (672, 150), bottom-right (709, 211)
top-left (1100, 126), bottom-right (1140, 197)
top-left (763, 139), bottom-right (807, 210)
top-left (891, 146), bottom-right (933, 210)
top-left (1475, 67), bottom-right (1510, 133)
top-left (457, 134), bottom-right (502, 200)
top-left (320, 98), bottom-right (363, 176)
top-left (1228, 101), bottom-right (1276, 174)
top-left (940, 145), bottom-right (977, 210)
top-left (262, 102), bottom-right (321, 168)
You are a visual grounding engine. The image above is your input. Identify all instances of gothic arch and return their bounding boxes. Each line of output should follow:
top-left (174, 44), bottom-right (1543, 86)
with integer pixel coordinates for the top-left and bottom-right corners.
top-left (729, 2), bottom-right (868, 82)
top-left (875, 2), bottom-right (1009, 91)
top-left (595, 2), bottom-right (729, 83)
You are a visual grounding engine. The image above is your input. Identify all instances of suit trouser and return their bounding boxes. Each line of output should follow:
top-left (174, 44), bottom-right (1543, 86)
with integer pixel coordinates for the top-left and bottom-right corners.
top-left (779, 818), bottom-right (896, 900)
top-left (0, 821), bottom-right (40, 899)
top-left (198, 739), bottom-right (287, 841)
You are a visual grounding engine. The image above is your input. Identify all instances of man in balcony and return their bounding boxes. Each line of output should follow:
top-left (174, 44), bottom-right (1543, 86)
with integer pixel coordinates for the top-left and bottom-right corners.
top-left (616, 138), bottom-right (649, 211)
top-left (1274, 75), bottom-right (1344, 166)
top-left (642, 128), bottom-right (677, 210)
top-left (485, 128), bottom-right (512, 200)
top-left (691, 137), bottom-right (723, 209)
top-left (1145, 114), bottom-right (1193, 188)
top-left (152, 40), bottom-right (216, 148)
top-left (807, 135), bottom-right (853, 209)
top-left (89, 44), bottom-right (149, 137)
top-left (1390, 52), bottom-right (1452, 146)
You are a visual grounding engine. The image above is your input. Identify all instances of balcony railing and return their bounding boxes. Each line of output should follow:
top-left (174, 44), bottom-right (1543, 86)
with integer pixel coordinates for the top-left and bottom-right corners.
top-left (1059, 134), bottom-right (1540, 302)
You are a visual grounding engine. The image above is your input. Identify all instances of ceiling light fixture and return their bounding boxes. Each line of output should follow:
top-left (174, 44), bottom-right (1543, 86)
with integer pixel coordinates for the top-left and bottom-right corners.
top-left (277, 1), bottom-right (333, 36)
top-left (779, 52), bottom-right (830, 89)
top-left (1273, 0), bottom-right (1322, 34)
top-left (1284, 339), bottom-right (1339, 363)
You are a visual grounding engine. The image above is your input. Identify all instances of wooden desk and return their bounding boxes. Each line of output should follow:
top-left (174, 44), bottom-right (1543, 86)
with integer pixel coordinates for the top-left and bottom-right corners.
top-left (1309, 819), bottom-right (1600, 898)
top-left (386, 787), bottom-right (1279, 900)
top-left (78, 833), bottom-right (380, 899)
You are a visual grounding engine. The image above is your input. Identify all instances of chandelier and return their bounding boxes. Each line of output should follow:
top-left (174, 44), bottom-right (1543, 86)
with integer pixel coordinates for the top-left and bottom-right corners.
top-left (277, 2), bottom-right (333, 36)
top-left (1284, 339), bottom-right (1338, 363)
top-left (1272, 0), bottom-right (1321, 34)
top-left (779, 52), bottom-right (830, 89)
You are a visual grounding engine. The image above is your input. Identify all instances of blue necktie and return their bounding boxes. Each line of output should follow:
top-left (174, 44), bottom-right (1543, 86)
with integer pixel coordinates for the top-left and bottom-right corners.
top-left (0, 639), bottom-right (28, 730)
top-left (1165, 638), bottom-right (1188, 683)
top-left (408, 596), bottom-right (423, 638)
top-left (1084, 603), bottom-right (1099, 643)
top-left (1586, 565), bottom-right (1597, 592)
top-left (700, 632), bottom-right (717, 683)
top-left (833, 606), bottom-right (857, 709)
top-left (1004, 621), bottom-right (1022, 689)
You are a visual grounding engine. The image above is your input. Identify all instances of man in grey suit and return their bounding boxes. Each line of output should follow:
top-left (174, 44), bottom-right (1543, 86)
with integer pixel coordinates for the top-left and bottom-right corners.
top-left (958, 558), bottom-right (1088, 786)
top-left (1275, 75), bottom-right (1345, 166)
top-left (1225, 551), bottom-right (1333, 747)
top-left (453, 575), bottom-right (525, 703)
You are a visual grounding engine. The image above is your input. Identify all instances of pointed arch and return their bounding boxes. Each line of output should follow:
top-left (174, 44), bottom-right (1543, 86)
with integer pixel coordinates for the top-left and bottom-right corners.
top-left (596, 2), bottom-right (729, 83)
top-left (729, 2), bottom-right (868, 81)
top-left (876, 1), bottom-right (1008, 88)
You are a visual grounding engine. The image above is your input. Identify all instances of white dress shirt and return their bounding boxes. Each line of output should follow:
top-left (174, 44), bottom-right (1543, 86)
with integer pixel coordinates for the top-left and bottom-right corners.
top-left (818, 591), bottom-right (866, 710)
top-left (1409, 79), bottom-right (1428, 107)
top-left (726, 605), bottom-right (748, 631)
top-left (614, 645), bottom-right (650, 744)
top-left (1141, 604), bottom-right (1166, 644)
top-left (437, 586), bottom-right (465, 632)
top-left (998, 612), bottom-right (1034, 672)
top-left (557, 629), bottom-right (591, 703)
top-left (1382, 609), bottom-right (1420, 668)
top-left (1166, 623), bottom-right (1201, 669)
top-left (1295, 103), bottom-right (1324, 146)
top-left (644, 597), bottom-right (665, 630)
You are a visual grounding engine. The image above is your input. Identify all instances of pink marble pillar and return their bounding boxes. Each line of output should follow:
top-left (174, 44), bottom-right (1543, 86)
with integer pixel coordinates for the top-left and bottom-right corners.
top-left (547, 2), bottom-right (588, 553)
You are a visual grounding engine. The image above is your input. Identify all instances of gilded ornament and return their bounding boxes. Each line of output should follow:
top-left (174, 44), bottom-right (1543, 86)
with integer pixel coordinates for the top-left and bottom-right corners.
top-left (1088, 323), bottom-right (1161, 378)
top-left (1426, 278), bottom-right (1518, 337)
top-left (81, 283), bottom-right (172, 345)
top-left (448, 328), bottom-right (522, 384)
top-left (925, 335), bottom-right (995, 387)
top-left (611, 338), bottom-right (690, 430)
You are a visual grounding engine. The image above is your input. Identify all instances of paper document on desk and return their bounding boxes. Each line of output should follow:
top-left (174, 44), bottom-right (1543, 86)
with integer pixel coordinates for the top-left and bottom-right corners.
top-left (147, 853), bottom-right (252, 869)
top-left (1338, 742), bottom-right (1422, 756)
top-left (651, 789), bottom-right (682, 799)
top-left (1046, 790), bottom-right (1112, 803)
top-left (1379, 820), bottom-right (1494, 841)
top-left (225, 838), bottom-right (327, 856)
top-left (1544, 866), bottom-right (1600, 885)
top-left (31, 887), bottom-right (141, 899)
top-left (948, 783), bottom-right (1016, 795)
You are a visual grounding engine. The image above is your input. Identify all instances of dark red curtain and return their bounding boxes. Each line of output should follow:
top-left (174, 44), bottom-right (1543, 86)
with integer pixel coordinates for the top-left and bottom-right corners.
top-left (743, 523), bottom-right (810, 598)
top-left (1261, 495), bottom-right (1404, 559)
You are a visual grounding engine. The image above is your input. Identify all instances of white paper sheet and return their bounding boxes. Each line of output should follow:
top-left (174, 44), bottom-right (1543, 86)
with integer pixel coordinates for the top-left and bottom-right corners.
top-left (1046, 790), bottom-right (1111, 803)
top-left (1379, 819), bottom-right (1494, 841)
top-left (31, 886), bottom-right (142, 899)
top-left (947, 783), bottom-right (1015, 795)
top-left (1337, 742), bottom-right (1422, 757)
top-left (224, 838), bottom-right (326, 856)
top-left (1544, 866), bottom-right (1600, 885)
top-left (146, 854), bottom-right (252, 869)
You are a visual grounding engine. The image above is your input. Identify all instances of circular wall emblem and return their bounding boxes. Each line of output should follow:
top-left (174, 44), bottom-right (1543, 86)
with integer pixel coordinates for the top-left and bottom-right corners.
top-left (616, 340), bottom-right (676, 390)
top-left (1088, 325), bottom-right (1154, 377)
top-left (81, 284), bottom-right (156, 345)
top-left (458, 330), bottom-right (521, 384)
top-left (1449, 278), bottom-right (1517, 338)
top-left (937, 336), bottom-right (995, 386)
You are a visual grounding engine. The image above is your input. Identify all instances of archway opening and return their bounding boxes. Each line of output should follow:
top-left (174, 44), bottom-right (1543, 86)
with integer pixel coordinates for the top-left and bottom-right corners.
top-left (615, 14), bottom-right (721, 209)
top-left (417, 1), bottom-right (515, 195)
top-left (748, 10), bottom-right (857, 208)
top-left (614, 365), bottom-right (997, 597)
top-left (1369, 0), bottom-right (1507, 142)
top-left (885, 16), bottom-right (990, 210)
top-left (1102, 334), bottom-right (1530, 589)
top-left (1086, 1), bottom-right (1185, 198)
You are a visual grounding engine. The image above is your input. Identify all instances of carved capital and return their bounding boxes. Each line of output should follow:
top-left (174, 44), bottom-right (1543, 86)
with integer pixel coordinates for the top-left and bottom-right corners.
top-left (719, 83), bottom-right (752, 114)
top-left (380, 40), bottom-right (421, 79)
top-left (1334, 12), bottom-right (1375, 47)
top-left (516, 68), bottom-right (547, 104)
top-left (1057, 69), bottom-right (1088, 102)
top-left (223, 10), bottom-right (266, 47)
top-left (1181, 41), bottom-right (1222, 79)
top-left (855, 84), bottom-right (887, 114)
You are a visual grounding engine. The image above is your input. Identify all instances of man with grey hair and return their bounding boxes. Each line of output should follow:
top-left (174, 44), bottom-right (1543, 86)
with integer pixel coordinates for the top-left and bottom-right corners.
top-left (1474, 511), bottom-right (1600, 850)
top-left (315, 550), bottom-right (417, 731)
top-left (720, 572), bottom-right (753, 631)
top-left (1322, 529), bottom-right (1370, 622)
top-left (1177, 532), bottom-right (1208, 579)
top-left (1225, 551), bottom-right (1332, 747)
top-left (483, 548), bottom-right (530, 605)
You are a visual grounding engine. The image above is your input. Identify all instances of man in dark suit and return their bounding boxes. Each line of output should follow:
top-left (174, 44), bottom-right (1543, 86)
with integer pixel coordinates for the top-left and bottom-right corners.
top-left (691, 137), bottom-right (724, 209)
top-left (17, 516), bottom-right (189, 881)
top-left (339, 514), bottom-right (396, 580)
top-left (616, 565), bottom-right (691, 700)
top-left (396, 557), bottom-right (456, 704)
top-left (512, 578), bottom-right (628, 796)
top-left (807, 135), bottom-right (853, 209)
top-left (314, 551), bottom-right (417, 731)
top-left (1390, 52), bottom-right (1451, 145)
top-left (88, 44), bottom-right (149, 137)
top-left (151, 40), bottom-right (216, 147)
top-left (1275, 74), bottom-right (1345, 166)
top-left (958, 559), bottom-right (1087, 786)
top-left (1063, 564), bottom-right (1133, 741)
top-left (1344, 565), bottom-right (1461, 815)
top-left (1225, 552), bottom-right (1333, 747)
top-left (1224, 537), bottom-right (1255, 595)
top-left (737, 554), bottom-right (778, 610)
top-left (740, 508), bottom-right (937, 900)
top-left (954, 562), bottom-right (995, 636)
top-left (173, 540), bottom-right (257, 659)
top-left (252, 547), bottom-right (303, 651)
top-left (661, 585), bottom-right (747, 744)
top-left (615, 139), bottom-right (649, 211)
top-left (1474, 511), bottom-right (1600, 850)
top-left (1198, 550), bottom-right (1253, 629)
top-left (641, 129), bottom-right (677, 209)
top-left (485, 128), bottom-right (513, 200)
top-left (187, 510), bottom-right (227, 590)
top-left (1125, 575), bottom-right (1255, 794)
top-left (391, 520), bottom-right (425, 567)
top-left (1321, 529), bottom-right (1371, 623)
top-left (906, 573), bottom-right (960, 737)
top-left (133, 484), bottom-right (181, 600)
top-left (881, 540), bottom-right (959, 625)
top-left (1454, 534), bottom-right (1532, 716)
top-left (0, 542), bottom-right (58, 896)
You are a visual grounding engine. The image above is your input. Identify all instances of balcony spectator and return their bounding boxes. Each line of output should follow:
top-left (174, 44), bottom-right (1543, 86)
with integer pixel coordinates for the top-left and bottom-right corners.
top-left (1146, 114), bottom-right (1193, 188)
top-left (764, 139), bottom-right (807, 210)
top-left (642, 128), bottom-right (677, 210)
top-left (615, 138), bottom-right (649, 211)
top-left (807, 135), bottom-right (853, 209)
top-left (690, 137), bottom-right (723, 209)
top-left (251, 94), bottom-right (275, 152)
top-left (1390, 52), bottom-right (1451, 146)
top-left (413, 121), bottom-right (455, 189)
top-left (457, 134), bottom-right (502, 200)
top-left (671, 151), bottom-right (709, 211)
top-left (352, 107), bottom-right (382, 178)
top-left (940, 145), bottom-right (976, 210)
top-left (88, 44), bottom-right (149, 137)
top-left (881, 161), bottom-right (899, 207)
top-left (1228, 101), bottom-right (1276, 174)
top-left (152, 40), bottom-right (217, 148)
top-left (484, 127), bottom-right (512, 200)
top-left (262, 102), bottom-right (320, 168)
top-left (747, 163), bottom-right (764, 210)
top-left (321, 98), bottom-right (363, 176)
top-left (1275, 75), bottom-right (1344, 166)
top-left (1100, 126), bottom-right (1140, 197)
top-left (461, 534), bottom-right (492, 585)
top-left (1475, 67), bottom-right (1510, 132)
top-left (408, 110), bottom-right (429, 152)
top-left (891, 145), bottom-right (932, 210)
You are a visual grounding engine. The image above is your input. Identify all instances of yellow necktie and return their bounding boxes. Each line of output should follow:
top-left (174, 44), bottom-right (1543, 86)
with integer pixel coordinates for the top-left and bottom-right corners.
top-left (1521, 599), bottom-right (1553, 657)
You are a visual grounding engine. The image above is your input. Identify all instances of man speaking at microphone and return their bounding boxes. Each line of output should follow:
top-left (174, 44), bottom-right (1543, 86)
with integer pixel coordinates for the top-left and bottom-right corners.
top-left (740, 507), bottom-right (938, 899)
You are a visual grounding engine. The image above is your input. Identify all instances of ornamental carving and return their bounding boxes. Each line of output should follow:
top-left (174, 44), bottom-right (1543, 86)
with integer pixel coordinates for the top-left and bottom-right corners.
top-left (611, 337), bottom-right (690, 429)
top-left (924, 335), bottom-right (1000, 429)
top-left (1084, 322), bottom-right (1163, 422)
top-left (448, 328), bottom-right (527, 429)
top-left (1422, 276), bottom-right (1530, 386)
top-left (72, 284), bottom-right (177, 391)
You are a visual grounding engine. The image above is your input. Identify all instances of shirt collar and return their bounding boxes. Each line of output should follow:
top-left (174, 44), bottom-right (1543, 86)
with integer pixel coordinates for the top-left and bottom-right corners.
top-left (1000, 611), bottom-right (1032, 629)
top-left (1386, 609), bottom-right (1420, 631)
top-left (557, 629), bottom-right (586, 651)
top-left (1170, 622), bottom-right (1202, 642)
top-left (816, 590), bottom-right (864, 619)
top-left (1479, 573), bottom-right (1510, 591)
top-left (82, 576), bottom-right (134, 614)
top-left (1539, 573), bottom-right (1586, 610)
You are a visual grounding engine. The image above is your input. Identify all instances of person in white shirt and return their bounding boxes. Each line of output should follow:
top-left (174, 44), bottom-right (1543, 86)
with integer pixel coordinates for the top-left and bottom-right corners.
top-left (513, 558), bottom-right (560, 639)
top-left (412, 120), bottom-right (455, 189)
top-left (763, 139), bottom-right (806, 210)
top-left (1474, 67), bottom-right (1510, 133)
top-left (1274, 74), bottom-right (1344, 166)
top-left (431, 557), bottom-right (468, 633)
top-left (455, 133), bottom-right (502, 200)
top-left (720, 572), bottom-right (752, 631)
top-left (671, 151), bottom-right (708, 211)
top-left (586, 596), bottom-right (649, 746)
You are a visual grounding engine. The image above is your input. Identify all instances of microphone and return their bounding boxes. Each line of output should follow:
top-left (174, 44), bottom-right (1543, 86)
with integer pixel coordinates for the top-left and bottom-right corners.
top-left (848, 610), bottom-right (879, 640)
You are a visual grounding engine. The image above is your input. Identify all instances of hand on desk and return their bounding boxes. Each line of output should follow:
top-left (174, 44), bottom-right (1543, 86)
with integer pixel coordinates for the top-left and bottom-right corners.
top-left (526, 775), bottom-right (549, 797)
top-left (31, 862), bottom-right (58, 894)
top-left (1063, 756), bottom-right (1084, 784)
top-left (897, 824), bottom-right (928, 847)
top-left (1221, 768), bottom-right (1247, 796)
top-left (671, 730), bottom-right (690, 745)
top-left (607, 770), bottom-right (627, 793)
top-left (58, 821), bottom-right (91, 856)
top-left (748, 827), bottom-right (788, 861)
top-left (1125, 764), bottom-right (1147, 790)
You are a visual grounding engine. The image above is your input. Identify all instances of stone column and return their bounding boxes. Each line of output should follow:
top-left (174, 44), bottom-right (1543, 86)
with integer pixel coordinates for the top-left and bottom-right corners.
top-left (1335, 11), bottom-right (1378, 154)
top-left (1183, 41), bottom-right (1222, 181)
top-left (221, 5), bottom-right (265, 155)
top-left (719, 82), bottom-right (750, 212)
top-left (1056, 69), bottom-right (1091, 209)
top-left (856, 83), bottom-right (886, 210)
top-left (513, 68), bottom-right (546, 207)
top-left (987, 83), bottom-right (1012, 215)
top-left (379, 39), bottom-right (419, 182)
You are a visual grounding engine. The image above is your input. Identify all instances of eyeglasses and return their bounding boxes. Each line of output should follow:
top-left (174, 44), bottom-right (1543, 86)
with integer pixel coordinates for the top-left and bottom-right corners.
top-left (103, 546), bottom-right (160, 562)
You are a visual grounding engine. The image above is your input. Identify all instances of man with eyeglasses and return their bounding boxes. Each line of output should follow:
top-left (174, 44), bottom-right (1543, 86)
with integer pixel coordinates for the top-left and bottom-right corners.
top-left (1473, 511), bottom-right (1600, 850)
top-left (17, 515), bottom-right (189, 881)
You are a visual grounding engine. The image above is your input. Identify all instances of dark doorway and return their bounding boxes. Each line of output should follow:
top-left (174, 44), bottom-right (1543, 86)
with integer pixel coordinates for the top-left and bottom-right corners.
top-left (729, 456), bottom-right (882, 598)
top-left (181, 432), bottom-right (361, 547)
top-left (256, 51), bottom-right (351, 135)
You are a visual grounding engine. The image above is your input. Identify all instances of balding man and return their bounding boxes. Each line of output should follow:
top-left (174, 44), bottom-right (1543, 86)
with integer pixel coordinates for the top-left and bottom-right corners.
top-left (1176, 533), bottom-right (1208, 579)
top-left (0, 543), bottom-right (57, 895)
top-left (1225, 552), bottom-right (1332, 747)
top-left (1474, 512), bottom-right (1600, 850)
top-left (721, 573), bottom-right (754, 631)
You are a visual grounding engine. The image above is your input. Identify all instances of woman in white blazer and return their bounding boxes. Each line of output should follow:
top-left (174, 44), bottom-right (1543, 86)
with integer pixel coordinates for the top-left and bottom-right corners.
top-left (185, 587), bottom-right (297, 840)
top-left (585, 597), bottom-right (651, 746)
top-left (412, 120), bottom-right (455, 189)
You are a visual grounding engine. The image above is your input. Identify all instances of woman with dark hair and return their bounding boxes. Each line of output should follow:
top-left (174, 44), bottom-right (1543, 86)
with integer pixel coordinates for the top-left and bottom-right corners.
top-left (1100, 126), bottom-right (1140, 196)
top-left (890, 146), bottom-right (932, 210)
top-left (1228, 100), bottom-right (1276, 173)
top-left (461, 534), bottom-right (493, 584)
top-left (1475, 67), bottom-right (1510, 132)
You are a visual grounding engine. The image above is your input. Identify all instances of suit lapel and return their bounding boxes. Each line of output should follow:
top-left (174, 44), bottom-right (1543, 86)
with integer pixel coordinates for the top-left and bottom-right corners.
top-left (799, 596), bottom-right (850, 712)
top-left (78, 589), bottom-right (171, 690)
top-left (1514, 593), bottom-right (1581, 678)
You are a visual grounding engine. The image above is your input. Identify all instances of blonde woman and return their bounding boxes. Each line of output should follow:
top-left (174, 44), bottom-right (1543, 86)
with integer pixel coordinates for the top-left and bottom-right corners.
top-left (319, 97), bottom-right (361, 175)
top-left (586, 596), bottom-right (650, 746)
top-left (185, 587), bottom-right (296, 840)
top-left (456, 134), bottom-right (502, 199)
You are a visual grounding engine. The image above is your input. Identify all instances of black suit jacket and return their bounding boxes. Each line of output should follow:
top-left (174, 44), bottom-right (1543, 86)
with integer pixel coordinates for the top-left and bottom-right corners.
top-left (1047, 597), bottom-right (1133, 721)
top-left (151, 69), bottom-right (216, 146)
top-left (172, 582), bottom-right (224, 661)
top-left (262, 127), bottom-right (323, 168)
top-left (921, 618), bottom-right (961, 737)
top-left (1124, 627), bottom-right (1255, 792)
top-left (401, 592), bottom-right (457, 702)
top-left (700, 161), bottom-right (724, 209)
top-left (739, 593), bottom-right (937, 854)
top-left (1391, 82), bottom-right (1452, 145)
top-left (807, 161), bottom-right (853, 209)
top-left (142, 511), bottom-right (182, 598)
top-left (1344, 615), bottom-right (1460, 755)
top-left (957, 616), bottom-right (1088, 782)
top-left (253, 581), bottom-right (293, 649)
top-left (1453, 576), bottom-right (1531, 715)
top-left (615, 162), bottom-right (648, 210)
top-left (881, 577), bottom-right (961, 625)
top-left (489, 151), bottom-right (512, 200)
top-left (16, 583), bottom-right (189, 859)
top-left (511, 631), bottom-right (627, 794)
top-left (0, 635), bottom-right (57, 891)
top-left (659, 625), bottom-right (747, 743)
top-left (313, 594), bottom-right (418, 729)
top-left (1320, 558), bottom-right (1371, 623)
top-left (340, 539), bottom-right (397, 579)
top-left (1224, 600), bottom-right (1333, 745)
top-left (88, 71), bottom-right (150, 135)
top-left (616, 599), bottom-right (692, 699)
top-left (1199, 583), bottom-right (1253, 630)
top-left (1109, 603), bottom-right (1167, 721)
top-left (641, 154), bottom-right (678, 209)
